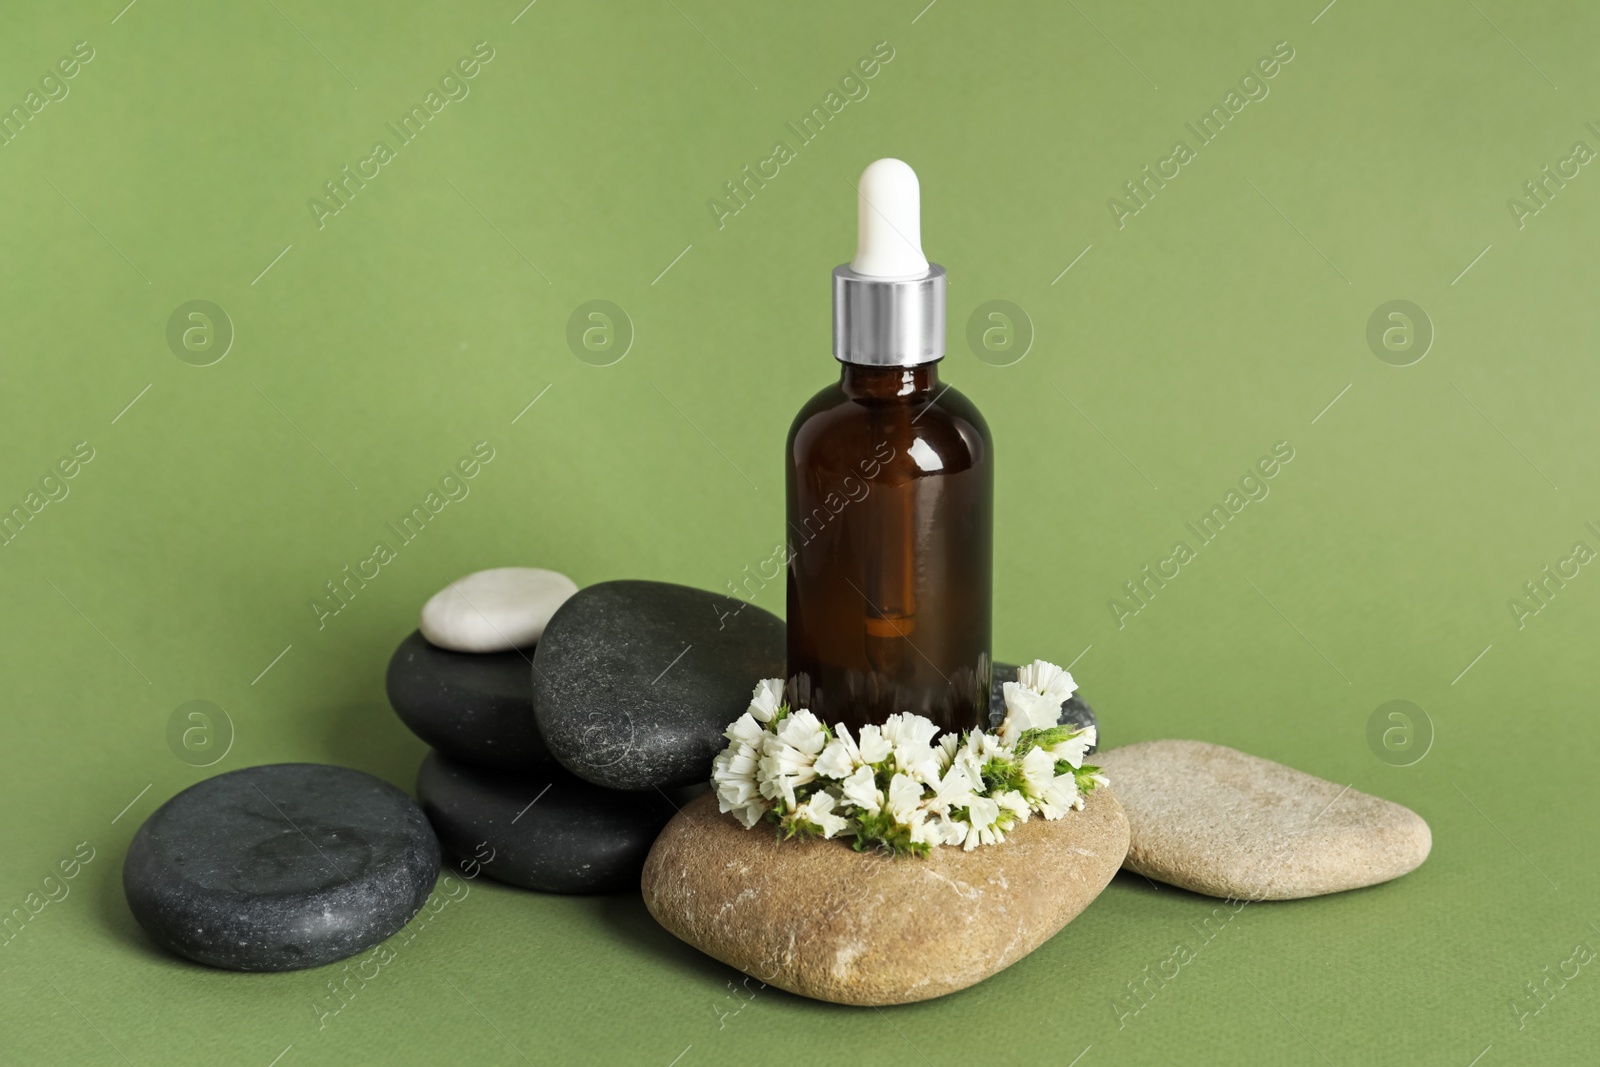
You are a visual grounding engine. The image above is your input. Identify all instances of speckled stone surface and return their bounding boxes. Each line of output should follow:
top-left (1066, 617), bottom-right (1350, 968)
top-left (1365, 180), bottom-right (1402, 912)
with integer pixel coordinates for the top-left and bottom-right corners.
top-left (642, 788), bottom-right (1129, 1006)
top-left (1097, 740), bottom-right (1432, 900)
top-left (989, 661), bottom-right (1098, 748)
top-left (123, 764), bottom-right (440, 971)
top-left (386, 629), bottom-right (555, 772)
top-left (532, 580), bottom-right (784, 790)
top-left (416, 751), bottom-right (686, 894)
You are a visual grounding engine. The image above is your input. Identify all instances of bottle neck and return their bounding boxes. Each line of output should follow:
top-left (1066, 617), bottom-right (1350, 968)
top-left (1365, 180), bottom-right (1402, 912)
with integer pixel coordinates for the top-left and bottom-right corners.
top-left (839, 360), bottom-right (941, 400)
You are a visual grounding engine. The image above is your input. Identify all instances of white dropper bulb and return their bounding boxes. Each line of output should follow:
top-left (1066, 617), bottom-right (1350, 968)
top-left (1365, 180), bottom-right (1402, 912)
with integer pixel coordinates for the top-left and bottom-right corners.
top-left (851, 158), bottom-right (930, 278)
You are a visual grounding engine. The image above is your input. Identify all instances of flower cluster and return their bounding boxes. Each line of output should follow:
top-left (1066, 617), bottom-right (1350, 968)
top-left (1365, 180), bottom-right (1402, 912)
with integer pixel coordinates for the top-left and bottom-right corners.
top-left (710, 660), bottom-right (1107, 856)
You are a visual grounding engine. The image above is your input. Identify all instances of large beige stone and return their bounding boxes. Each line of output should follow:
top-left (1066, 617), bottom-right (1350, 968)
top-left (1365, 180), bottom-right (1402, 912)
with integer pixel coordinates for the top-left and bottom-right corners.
top-left (1097, 740), bottom-right (1431, 900)
top-left (641, 788), bottom-right (1128, 1006)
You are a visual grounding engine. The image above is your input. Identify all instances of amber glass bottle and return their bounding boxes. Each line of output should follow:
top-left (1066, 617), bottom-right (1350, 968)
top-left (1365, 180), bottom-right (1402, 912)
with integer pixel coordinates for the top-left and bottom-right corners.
top-left (785, 159), bottom-right (993, 733)
top-left (786, 362), bottom-right (992, 732)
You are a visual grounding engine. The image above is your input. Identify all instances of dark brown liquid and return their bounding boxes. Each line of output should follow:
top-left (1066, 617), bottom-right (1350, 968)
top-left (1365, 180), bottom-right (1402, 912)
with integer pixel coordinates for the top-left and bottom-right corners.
top-left (785, 360), bottom-right (993, 733)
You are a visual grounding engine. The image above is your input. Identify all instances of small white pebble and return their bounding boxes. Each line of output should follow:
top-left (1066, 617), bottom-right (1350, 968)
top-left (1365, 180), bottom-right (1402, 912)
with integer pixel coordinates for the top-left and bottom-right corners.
top-left (420, 567), bottom-right (578, 653)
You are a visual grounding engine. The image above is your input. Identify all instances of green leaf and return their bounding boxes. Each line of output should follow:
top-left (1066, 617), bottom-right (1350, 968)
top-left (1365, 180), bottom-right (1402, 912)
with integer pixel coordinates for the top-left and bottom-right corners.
top-left (846, 809), bottom-right (929, 858)
top-left (1017, 723), bottom-right (1090, 758)
top-left (981, 756), bottom-right (1027, 793)
top-left (782, 816), bottom-right (822, 841)
top-left (1073, 763), bottom-right (1103, 793)
top-left (1015, 724), bottom-right (1073, 757)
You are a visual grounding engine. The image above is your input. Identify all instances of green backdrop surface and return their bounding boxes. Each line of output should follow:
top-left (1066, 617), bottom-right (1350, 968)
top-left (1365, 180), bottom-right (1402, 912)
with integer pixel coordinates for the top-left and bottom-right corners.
top-left (2, 1), bottom-right (1598, 1064)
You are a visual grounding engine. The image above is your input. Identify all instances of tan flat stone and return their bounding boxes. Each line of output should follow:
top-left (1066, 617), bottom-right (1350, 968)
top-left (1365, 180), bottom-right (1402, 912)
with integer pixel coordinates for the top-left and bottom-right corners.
top-left (1097, 740), bottom-right (1431, 900)
top-left (641, 787), bottom-right (1128, 1006)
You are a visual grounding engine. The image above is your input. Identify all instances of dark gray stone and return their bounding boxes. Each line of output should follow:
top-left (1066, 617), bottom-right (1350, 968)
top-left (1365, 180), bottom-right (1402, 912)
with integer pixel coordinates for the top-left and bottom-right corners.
top-left (122, 764), bottom-right (440, 972)
top-left (989, 662), bottom-right (1099, 752)
top-left (417, 751), bottom-right (690, 894)
top-left (532, 580), bottom-right (784, 790)
top-left (386, 629), bottom-right (554, 772)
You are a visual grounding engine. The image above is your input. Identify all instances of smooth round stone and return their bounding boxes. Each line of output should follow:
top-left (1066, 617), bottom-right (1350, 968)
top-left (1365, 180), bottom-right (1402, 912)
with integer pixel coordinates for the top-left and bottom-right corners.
top-left (416, 751), bottom-right (683, 894)
top-left (532, 580), bottom-right (784, 790)
top-left (990, 661), bottom-right (1099, 749)
top-left (1097, 740), bottom-right (1432, 900)
top-left (123, 764), bottom-right (440, 971)
top-left (419, 567), bottom-right (578, 653)
top-left (643, 788), bottom-right (1129, 1005)
top-left (386, 630), bottom-right (554, 772)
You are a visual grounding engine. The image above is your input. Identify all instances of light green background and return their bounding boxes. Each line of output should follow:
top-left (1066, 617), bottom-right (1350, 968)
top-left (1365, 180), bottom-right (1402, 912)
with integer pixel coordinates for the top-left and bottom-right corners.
top-left (2, 1), bottom-right (1597, 1064)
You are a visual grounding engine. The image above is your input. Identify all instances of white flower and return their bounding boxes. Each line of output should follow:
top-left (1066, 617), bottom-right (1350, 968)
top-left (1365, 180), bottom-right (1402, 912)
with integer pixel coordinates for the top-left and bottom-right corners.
top-left (712, 743), bottom-right (760, 801)
top-left (886, 773), bottom-right (925, 824)
top-left (723, 712), bottom-right (766, 747)
top-left (881, 712), bottom-right (940, 753)
top-left (855, 723), bottom-right (894, 765)
top-left (1043, 725), bottom-right (1096, 769)
top-left (1017, 659), bottom-right (1077, 704)
top-left (814, 725), bottom-right (864, 780)
top-left (965, 794), bottom-right (999, 828)
top-left (880, 713), bottom-right (943, 783)
top-left (712, 741), bottom-right (767, 828)
top-left (775, 708), bottom-right (828, 754)
top-left (720, 798), bottom-right (767, 829)
top-left (1034, 770), bottom-right (1080, 820)
top-left (928, 813), bottom-right (966, 847)
top-left (994, 788), bottom-right (1032, 823)
top-left (1018, 746), bottom-right (1058, 798)
top-left (923, 763), bottom-right (976, 817)
top-left (840, 764), bottom-right (884, 814)
top-left (757, 709), bottom-right (828, 807)
top-left (747, 678), bottom-right (785, 724)
top-left (716, 659), bottom-right (1103, 853)
top-left (905, 807), bottom-right (941, 846)
top-left (961, 794), bottom-right (1006, 851)
top-left (954, 729), bottom-right (1013, 789)
top-left (788, 789), bottom-right (850, 839)
top-left (999, 660), bottom-right (1076, 744)
top-left (1000, 685), bottom-right (1061, 742)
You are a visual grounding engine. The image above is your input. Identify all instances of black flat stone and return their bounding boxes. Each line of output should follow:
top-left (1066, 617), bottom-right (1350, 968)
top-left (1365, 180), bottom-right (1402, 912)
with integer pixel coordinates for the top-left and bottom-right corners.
top-left (123, 764), bottom-right (440, 972)
top-left (989, 662), bottom-right (1099, 752)
top-left (532, 580), bottom-right (784, 790)
top-left (416, 751), bottom-right (687, 894)
top-left (386, 629), bottom-right (554, 772)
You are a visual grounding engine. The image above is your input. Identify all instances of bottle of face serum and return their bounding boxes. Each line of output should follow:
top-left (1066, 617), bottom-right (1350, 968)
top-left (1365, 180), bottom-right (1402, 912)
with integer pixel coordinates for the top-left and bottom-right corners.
top-left (786, 158), bottom-right (994, 733)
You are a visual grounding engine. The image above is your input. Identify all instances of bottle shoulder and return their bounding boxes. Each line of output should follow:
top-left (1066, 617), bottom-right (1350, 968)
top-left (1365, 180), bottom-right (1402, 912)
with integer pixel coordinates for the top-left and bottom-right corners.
top-left (787, 374), bottom-right (991, 476)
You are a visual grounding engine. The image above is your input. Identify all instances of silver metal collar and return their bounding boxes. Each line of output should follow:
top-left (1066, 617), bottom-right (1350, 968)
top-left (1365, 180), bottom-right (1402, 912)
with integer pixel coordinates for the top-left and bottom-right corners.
top-left (832, 263), bottom-right (946, 367)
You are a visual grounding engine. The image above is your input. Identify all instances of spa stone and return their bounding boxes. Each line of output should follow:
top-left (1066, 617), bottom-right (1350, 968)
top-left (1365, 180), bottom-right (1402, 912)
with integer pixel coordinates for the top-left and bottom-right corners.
top-left (416, 751), bottom-right (684, 894)
top-left (386, 629), bottom-right (554, 772)
top-left (123, 764), bottom-right (439, 971)
top-left (532, 580), bottom-right (784, 790)
top-left (419, 567), bottom-right (578, 653)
